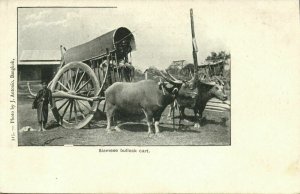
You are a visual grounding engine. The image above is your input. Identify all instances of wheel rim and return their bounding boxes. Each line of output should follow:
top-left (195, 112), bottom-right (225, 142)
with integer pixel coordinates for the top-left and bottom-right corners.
top-left (50, 62), bottom-right (101, 129)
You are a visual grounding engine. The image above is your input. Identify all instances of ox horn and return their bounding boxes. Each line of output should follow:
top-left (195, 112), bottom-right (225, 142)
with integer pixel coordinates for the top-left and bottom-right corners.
top-left (27, 82), bottom-right (37, 97)
top-left (165, 70), bottom-right (182, 83)
top-left (215, 77), bottom-right (224, 86)
top-left (159, 71), bottom-right (182, 85)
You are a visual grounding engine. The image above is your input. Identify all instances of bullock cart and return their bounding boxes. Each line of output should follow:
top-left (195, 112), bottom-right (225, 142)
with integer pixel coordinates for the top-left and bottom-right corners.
top-left (49, 27), bottom-right (136, 129)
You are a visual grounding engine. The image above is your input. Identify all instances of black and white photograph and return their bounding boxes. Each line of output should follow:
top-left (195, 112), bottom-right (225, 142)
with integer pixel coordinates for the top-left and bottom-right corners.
top-left (1, 0), bottom-right (300, 193)
top-left (17, 6), bottom-right (231, 146)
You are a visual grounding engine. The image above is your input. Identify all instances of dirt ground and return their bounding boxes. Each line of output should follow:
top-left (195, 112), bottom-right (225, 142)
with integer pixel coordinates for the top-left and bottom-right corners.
top-left (18, 95), bottom-right (231, 146)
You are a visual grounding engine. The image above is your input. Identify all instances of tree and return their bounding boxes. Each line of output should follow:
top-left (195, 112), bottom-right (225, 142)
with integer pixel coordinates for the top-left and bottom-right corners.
top-left (205, 51), bottom-right (230, 62)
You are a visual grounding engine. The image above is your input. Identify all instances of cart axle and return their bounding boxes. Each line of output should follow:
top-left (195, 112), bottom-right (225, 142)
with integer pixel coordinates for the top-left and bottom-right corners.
top-left (52, 91), bottom-right (104, 102)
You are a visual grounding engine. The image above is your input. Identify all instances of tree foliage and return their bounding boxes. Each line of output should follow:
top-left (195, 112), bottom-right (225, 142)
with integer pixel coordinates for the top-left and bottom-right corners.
top-left (205, 51), bottom-right (230, 62)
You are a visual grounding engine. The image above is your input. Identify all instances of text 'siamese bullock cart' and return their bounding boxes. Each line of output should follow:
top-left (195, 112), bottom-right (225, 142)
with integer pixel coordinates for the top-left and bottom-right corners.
top-left (50, 27), bottom-right (136, 129)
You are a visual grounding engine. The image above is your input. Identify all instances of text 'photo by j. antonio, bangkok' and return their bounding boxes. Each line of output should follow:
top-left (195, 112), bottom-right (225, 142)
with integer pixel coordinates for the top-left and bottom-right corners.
top-left (17, 6), bottom-right (231, 146)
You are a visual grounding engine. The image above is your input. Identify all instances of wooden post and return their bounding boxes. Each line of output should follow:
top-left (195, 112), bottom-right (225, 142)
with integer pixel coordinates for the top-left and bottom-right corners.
top-left (59, 45), bottom-right (65, 69)
top-left (106, 48), bottom-right (112, 85)
top-left (190, 8), bottom-right (199, 80)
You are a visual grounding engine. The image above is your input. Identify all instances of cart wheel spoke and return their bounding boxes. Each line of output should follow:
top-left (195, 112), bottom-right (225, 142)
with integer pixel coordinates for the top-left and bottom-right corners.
top-left (58, 81), bottom-right (70, 92)
top-left (61, 100), bottom-right (71, 118)
top-left (51, 62), bottom-right (101, 129)
top-left (69, 100), bottom-right (73, 122)
top-left (57, 99), bottom-right (69, 111)
top-left (70, 69), bottom-right (75, 90)
top-left (73, 100), bottom-right (78, 123)
top-left (64, 70), bottom-right (71, 90)
top-left (75, 100), bottom-right (86, 118)
top-left (74, 71), bottom-right (86, 91)
top-left (78, 100), bottom-right (91, 112)
top-left (76, 78), bottom-right (91, 93)
top-left (73, 68), bottom-right (80, 90)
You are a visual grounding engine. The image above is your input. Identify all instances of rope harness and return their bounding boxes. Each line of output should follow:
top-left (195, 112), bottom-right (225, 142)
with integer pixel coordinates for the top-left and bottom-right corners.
top-left (158, 79), bottom-right (181, 130)
top-left (158, 79), bottom-right (180, 97)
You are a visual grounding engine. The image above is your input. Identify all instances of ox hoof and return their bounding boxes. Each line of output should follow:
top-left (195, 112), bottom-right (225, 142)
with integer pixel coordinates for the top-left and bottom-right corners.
top-left (114, 126), bottom-right (122, 132)
top-left (155, 133), bottom-right (164, 137)
top-left (194, 123), bottom-right (201, 129)
top-left (147, 132), bottom-right (155, 138)
top-left (106, 129), bottom-right (113, 133)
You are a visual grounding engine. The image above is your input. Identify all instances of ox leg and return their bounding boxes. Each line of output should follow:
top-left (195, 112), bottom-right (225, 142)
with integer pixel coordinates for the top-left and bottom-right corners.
top-left (142, 109), bottom-right (154, 134)
top-left (147, 114), bottom-right (154, 134)
top-left (178, 106), bottom-right (186, 129)
top-left (199, 112), bottom-right (205, 126)
top-left (154, 121), bottom-right (160, 133)
top-left (179, 106), bottom-right (189, 123)
top-left (114, 119), bottom-right (122, 132)
top-left (194, 109), bottom-right (205, 129)
top-left (179, 106), bottom-right (186, 118)
top-left (198, 107), bottom-right (205, 127)
top-left (146, 121), bottom-right (153, 134)
top-left (154, 112), bottom-right (163, 134)
top-left (154, 119), bottom-right (164, 137)
top-left (154, 109), bottom-right (167, 136)
top-left (106, 102), bottom-right (116, 132)
top-left (167, 105), bottom-right (174, 120)
top-left (194, 109), bottom-right (201, 129)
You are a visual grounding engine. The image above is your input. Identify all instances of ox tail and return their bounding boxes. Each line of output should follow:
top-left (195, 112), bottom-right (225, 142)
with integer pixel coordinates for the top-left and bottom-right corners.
top-left (171, 100), bottom-right (178, 130)
top-left (131, 68), bottom-right (135, 81)
top-left (27, 82), bottom-right (37, 97)
top-left (173, 101), bottom-right (175, 129)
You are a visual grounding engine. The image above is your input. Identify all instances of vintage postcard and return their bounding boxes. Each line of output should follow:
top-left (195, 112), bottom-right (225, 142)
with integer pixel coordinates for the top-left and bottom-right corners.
top-left (0, 0), bottom-right (299, 193)
top-left (16, 6), bottom-right (231, 146)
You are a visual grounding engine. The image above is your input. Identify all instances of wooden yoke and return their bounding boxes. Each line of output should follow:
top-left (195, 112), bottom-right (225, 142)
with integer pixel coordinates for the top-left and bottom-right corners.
top-left (59, 45), bottom-right (67, 69)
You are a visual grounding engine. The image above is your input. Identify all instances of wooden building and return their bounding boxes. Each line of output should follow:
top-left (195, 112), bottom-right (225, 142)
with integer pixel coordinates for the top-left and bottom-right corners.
top-left (18, 50), bottom-right (61, 83)
top-left (179, 59), bottom-right (231, 78)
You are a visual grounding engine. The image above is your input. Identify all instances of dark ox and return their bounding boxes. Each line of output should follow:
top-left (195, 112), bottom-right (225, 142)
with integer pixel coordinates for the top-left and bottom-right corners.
top-left (168, 77), bottom-right (227, 128)
top-left (105, 76), bottom-right (182, 134)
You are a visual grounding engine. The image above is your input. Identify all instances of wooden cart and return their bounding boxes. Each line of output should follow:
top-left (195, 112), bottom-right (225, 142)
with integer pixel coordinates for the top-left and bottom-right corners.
top-left (50, 27), bottom-right (136, 129)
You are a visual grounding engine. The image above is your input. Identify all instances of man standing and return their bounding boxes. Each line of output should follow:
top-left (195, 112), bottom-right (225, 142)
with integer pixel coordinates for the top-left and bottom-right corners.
top-left (32, 81), bottom-right (53, 131)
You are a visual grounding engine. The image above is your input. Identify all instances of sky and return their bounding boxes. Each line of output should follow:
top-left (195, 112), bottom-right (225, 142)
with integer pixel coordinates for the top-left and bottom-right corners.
top-left (18, 1), bottom-right (230, 71)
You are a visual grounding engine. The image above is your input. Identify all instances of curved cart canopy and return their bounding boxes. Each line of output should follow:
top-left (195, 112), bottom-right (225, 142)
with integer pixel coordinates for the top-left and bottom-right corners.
top-left (63, 27), bottom-right (136, 64)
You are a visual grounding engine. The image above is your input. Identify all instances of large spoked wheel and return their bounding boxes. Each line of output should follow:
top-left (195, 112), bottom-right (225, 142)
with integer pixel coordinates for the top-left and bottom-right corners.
top-left (50, 62), bottom-right (101, 129)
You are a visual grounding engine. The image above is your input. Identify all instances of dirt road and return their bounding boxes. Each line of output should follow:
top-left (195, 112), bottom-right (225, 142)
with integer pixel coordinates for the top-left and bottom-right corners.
top-left (18, 96), bottom-right (230, 146)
